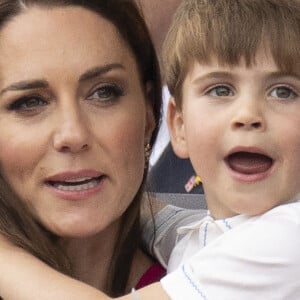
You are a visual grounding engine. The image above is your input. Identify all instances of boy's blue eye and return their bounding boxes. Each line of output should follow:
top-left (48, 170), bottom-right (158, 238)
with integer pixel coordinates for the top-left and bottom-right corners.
top-left (270, 86), bottom-right (297, 99)
top-left (207, 85), bottom-right (233, 97)
top-left (8, 96), bottom-right (48, 111)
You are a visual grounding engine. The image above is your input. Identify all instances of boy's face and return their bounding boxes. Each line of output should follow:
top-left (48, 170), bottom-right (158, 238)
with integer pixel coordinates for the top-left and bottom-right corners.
top-left (168, 49), bottom-right (300, 218)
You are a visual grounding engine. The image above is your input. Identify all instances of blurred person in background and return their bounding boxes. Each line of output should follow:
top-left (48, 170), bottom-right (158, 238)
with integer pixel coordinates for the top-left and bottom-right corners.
top-left (139, 0), bottom-right (204, 195)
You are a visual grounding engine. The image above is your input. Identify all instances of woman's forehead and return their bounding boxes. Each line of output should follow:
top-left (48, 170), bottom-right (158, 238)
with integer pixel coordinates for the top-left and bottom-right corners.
top-left (0, 6), bottom-right (139, 84)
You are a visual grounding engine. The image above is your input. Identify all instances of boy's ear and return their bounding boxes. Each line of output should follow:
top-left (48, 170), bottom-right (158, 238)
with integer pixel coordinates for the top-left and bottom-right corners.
top-left (167, 97), bottom-right (189, 158)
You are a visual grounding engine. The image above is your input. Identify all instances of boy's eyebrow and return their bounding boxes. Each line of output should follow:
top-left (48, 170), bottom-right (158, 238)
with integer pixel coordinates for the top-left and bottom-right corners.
top-left (268, 71), bottom-right (300, 80)
top-left (191, 71), bottom-right (300, 85)
top-left (0, 80), bottom-right (49, 96)
top-left (79, 63), bottom-right (125, 82)
top-left (191, 72), bottom-right (235, 84)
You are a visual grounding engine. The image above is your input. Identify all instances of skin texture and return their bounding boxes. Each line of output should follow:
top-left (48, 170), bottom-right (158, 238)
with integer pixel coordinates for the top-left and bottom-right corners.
top-left (168, 49), bottom-right (300, 219)
top-left (0, 6), bottom-right (154, 290)
top-left (2, 5), bottom-right (299, 300)
top-left (6, 45), bottom-right (300, 300)
top-left (3, 3), bottom-right (299, 299)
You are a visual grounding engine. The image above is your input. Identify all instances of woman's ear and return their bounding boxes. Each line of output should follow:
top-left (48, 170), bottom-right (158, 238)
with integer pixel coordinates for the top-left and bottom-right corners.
top-left (167, 97), bottom-right (189, 158)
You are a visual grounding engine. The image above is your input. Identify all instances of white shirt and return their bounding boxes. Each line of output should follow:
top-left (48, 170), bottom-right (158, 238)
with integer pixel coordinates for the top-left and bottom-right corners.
top-left (160, 201), bottom-right (300, 299)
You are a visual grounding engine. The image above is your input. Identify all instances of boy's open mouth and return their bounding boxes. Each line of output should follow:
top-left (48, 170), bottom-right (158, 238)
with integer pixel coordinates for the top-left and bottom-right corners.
top-left (225, 151), bottom-right (273, 175)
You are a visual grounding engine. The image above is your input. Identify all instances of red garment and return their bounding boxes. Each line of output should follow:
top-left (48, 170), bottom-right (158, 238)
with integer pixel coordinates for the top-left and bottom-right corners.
top-left (135, 262), bottom-right (166, 289)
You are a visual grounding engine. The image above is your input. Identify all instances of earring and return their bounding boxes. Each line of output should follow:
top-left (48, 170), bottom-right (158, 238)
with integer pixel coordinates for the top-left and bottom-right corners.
top-left (144, 143), bottom-right (151, 168)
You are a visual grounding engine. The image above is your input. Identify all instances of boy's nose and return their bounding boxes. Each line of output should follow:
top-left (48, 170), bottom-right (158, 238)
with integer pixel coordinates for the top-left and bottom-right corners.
top-left (53, 108), bottom-right (91, 153)
top-left (232, 118), bottom-right (263, 130)
top-left (230, 100), bottom-right (265, 131)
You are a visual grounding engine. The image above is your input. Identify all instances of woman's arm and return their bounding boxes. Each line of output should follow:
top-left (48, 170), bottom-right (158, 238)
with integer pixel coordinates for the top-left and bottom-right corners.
top-left (0, 235), bottom-right (169, 300)
top-left (0, 235), bottom-right (108, 300)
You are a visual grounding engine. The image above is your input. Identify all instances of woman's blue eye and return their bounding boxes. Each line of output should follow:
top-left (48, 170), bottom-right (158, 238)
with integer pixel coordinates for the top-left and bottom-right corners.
top-left (207, 85), bottom-right (233, 97)
top-left (88, 85), bottom-right (123, 102)
top-left (270, 86), bottom-right (297, 99)
top-left (8, 96), bottom-right (48, 111)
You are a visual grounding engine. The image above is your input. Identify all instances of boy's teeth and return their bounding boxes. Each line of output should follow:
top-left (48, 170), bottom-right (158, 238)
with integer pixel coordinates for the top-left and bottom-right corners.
top-left (52, 178), bottom-right (100, 191)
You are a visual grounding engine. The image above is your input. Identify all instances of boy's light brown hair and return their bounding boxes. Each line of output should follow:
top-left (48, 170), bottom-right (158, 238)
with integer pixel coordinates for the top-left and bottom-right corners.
top-left (163, 0), bottom-right (300, 107)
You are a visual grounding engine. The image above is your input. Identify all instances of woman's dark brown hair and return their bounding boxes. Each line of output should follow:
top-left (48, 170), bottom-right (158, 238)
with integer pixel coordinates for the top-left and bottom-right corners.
top-left (0, 0), bottom-right (162, 297)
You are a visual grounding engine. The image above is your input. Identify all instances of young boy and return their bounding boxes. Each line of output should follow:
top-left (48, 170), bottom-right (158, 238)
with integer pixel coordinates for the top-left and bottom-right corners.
top-left (142, 0), bottom-right (300, 298)
top-left (1, 0), bottom-right (300, 299)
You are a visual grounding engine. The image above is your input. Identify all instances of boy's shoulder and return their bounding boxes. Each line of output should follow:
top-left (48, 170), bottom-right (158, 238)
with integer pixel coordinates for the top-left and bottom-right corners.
top-left (220, 201), bottom-right (300, 249)
top-left (162, 202), bottom-right (300, 300)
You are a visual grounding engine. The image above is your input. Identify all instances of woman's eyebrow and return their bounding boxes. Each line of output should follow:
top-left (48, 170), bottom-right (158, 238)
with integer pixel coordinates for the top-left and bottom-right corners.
top-left (0, 79), bottom-right (48, 95)
top-left (79, 63), bottom-right (125, 82)
top-left (0, 64), bottom-right (126, 96)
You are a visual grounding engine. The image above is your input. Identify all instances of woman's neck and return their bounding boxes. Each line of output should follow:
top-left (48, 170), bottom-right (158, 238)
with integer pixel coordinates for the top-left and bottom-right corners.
top-left (126, 248), bottom-right (154, 292)
top-left (58, 220), bottom-right (155, 294)
top-left (59, 221), bottom-right (119, 292)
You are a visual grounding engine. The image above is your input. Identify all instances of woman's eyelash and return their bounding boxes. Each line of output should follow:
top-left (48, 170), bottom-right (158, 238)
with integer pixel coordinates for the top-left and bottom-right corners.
top-left (6, 84), bottom-right (126, 112)
top-left (7, 95), bottom-right (48, 111)
top-left (88, 84), bottom-right (124, 101)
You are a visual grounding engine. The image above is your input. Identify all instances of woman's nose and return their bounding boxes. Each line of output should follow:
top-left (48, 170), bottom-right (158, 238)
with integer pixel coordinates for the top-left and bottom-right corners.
top-left (53, 108), bottom-right (91, 153)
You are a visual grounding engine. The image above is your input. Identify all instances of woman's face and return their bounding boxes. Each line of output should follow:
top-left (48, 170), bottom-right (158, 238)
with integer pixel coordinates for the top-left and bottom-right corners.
top-left (0, 6), bottom-right (154, 237)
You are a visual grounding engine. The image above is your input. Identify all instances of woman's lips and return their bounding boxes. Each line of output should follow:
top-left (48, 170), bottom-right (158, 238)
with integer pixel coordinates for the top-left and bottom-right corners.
top-left (46, 170), bottom-right (103, 182)
top-left (48, 176), bottom-right (103, 191)
top-left (45, 170), bottom-right (105, 200)
top-left (225, 151), bottom-right (274, 182)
